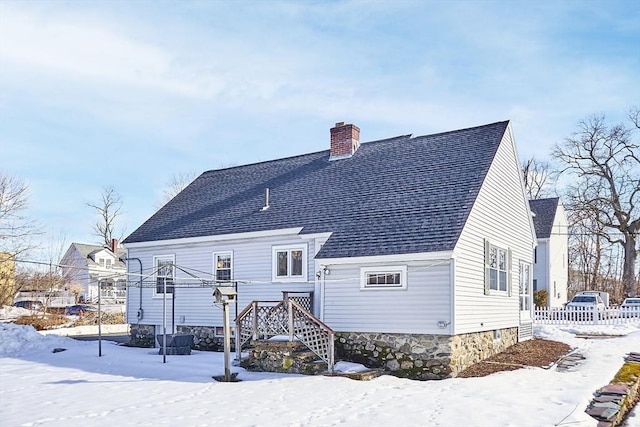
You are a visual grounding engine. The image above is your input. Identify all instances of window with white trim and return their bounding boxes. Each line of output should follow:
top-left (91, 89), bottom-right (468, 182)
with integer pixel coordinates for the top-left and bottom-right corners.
top-left (106, 259), bottom-right (112, 269)
top-left (214, 252), bottom-right (232, 283)
top-left (272, 245), bottom-right (307, 281)
top-left (519, 261), bottom-right (531, 311)
top-left (360, 266), bottom-right (407, 290)
top-left (154, 255), bottom-right (175, 294)
top-left (488, 245), bottom-right (508, 292)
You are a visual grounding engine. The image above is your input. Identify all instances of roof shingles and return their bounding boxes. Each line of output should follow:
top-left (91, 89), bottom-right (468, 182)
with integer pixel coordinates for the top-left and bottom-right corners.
top-left (529, 198), bottom-right (560, 239)
top-left (124, 121), bottom-right (510, 258)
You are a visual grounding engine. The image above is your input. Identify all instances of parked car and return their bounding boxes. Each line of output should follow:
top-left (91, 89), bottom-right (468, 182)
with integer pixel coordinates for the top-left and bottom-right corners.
top-left (65, 304), bottom-right (98, 316)
top-left (565, 294), bottom-right (607, 320)
top-left (13, 300), bottom-right (44, 311)
top-left (620, 298), bottom-right (640, 318)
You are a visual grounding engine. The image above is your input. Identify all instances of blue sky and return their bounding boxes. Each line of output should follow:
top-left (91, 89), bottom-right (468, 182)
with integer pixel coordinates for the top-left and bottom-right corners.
top-left (1, 0), bottom-right (639, 258)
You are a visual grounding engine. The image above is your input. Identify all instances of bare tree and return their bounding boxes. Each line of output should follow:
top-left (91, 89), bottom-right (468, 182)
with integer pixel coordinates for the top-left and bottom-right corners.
top-left (554, 110), bottom-right (640, 297)
top-left (0, 173), bottom-right (42, 306)
top-left (14, 269), bottom-right (69, 312)
top-left (87, 187), bottom-right (124, 247)
top-left (521, 157), bottom-right (553, 199)
top-left (158, 172), bottom-right (197, 208)
top-left (0, 173), bottom-right (40, 256)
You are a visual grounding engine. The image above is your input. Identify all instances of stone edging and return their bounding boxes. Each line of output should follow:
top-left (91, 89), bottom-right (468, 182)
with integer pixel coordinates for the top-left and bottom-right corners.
top-left (585, 352), bottom-right (640, 426)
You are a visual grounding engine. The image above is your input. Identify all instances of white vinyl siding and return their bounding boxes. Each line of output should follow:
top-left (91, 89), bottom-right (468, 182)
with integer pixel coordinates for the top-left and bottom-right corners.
top-left (125, 235), bottom-right (314, 327)
top-left (548, 205), bottom-right (568, 307)
top-left (323, 260), bottom-right (452, 335)
top-left (531, 204), bottom-right (569, 308)
top-left (453, 124), bottom-right (535, 335)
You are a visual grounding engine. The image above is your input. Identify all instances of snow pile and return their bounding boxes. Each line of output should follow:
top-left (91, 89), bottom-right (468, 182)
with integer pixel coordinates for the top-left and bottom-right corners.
top-left (535, 323), bottom-right (640, 348)
top-left (0, 305), bottom-right (34, 322)
top-left (0, 322), bottom-right (638, 426)
top-left (0, 323), bottom-right (74, 356)
top-left (334, 361), bottom-right (370, 373)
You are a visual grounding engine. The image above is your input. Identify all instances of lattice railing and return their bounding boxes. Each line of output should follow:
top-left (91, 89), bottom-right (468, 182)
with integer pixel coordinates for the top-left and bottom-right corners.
top-left (236, 301), bottom-right (286, 350)
top-left (288, 300), bottom-right (334, 369)
top-left (236, 299), bottom-right (334, 371)
top-left (282, 291), bottom-right (314, 314)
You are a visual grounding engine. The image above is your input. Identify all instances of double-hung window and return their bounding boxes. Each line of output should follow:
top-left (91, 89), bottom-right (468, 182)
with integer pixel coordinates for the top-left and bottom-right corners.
top-left (489, 245), bottom-right (508, 291)
top-left (484, 240), bottom-right (511, 295)
top-left (272, 245), bottom-right (307, 281)
top-left (519, 261), bottom-right (531, 312)
top-left (154, 255), bottom-right (175, 295)
top-left (360, 266), bottom-right (407, 290)
top-left (214, 252), bottom-right (232, 283)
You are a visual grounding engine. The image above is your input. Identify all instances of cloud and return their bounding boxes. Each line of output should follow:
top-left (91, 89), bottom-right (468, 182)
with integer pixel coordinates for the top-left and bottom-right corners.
top-left (0, 6), bottom-right (215, 98)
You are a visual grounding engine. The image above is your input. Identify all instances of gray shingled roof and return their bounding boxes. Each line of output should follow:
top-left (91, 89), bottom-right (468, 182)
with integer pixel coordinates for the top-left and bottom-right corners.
top-left (123, 121), bottom-right (510, 258)
top-left (529, 198), bottom-right (559, 239)
top-left (71, 243), bottom-right (126, 267)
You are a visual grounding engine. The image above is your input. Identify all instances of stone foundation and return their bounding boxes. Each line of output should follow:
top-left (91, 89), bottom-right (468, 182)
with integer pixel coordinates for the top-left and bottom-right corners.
top-left (128, 324), bottom-right (156, 348)
top-left (176, 325), bottom-right (224, 351)
top-left (336, 328), bottom-right (518, 380)
top-left (128, 324), bottom-right (226, 351)
top-left (241, 340), bottom-right (328, 375)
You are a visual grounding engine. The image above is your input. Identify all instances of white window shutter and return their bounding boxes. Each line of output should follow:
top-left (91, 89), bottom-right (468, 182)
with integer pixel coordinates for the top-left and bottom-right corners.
top-left (484, 239), bottom-right (490, 295)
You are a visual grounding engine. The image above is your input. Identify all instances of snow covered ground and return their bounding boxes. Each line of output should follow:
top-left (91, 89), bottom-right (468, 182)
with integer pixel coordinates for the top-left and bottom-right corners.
top-left (1, 322), bottom-right (639, 427)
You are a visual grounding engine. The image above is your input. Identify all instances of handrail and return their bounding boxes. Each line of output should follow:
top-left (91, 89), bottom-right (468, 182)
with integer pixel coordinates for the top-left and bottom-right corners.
top-left (288, 299), bottom-right (334, 371)
top-left (288, 299), bottom-right (333, 335)
top-left (234, 300), bottom-right (282, 322)
top-left (235, 298), bottom-right (335, 372)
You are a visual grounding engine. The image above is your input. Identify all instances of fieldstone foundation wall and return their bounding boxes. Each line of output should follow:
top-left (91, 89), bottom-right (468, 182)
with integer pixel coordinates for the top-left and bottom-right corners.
top-left (241, 340), bottom-right (327, 375)
top-left (176, 325), bottom-right (222, 351)
top-left (449, 328), bottom-right (518, 375)
top-left (128, 324), bottom-right (156, 348)
top-left (128, 324), bottom-right (225, 351)
top-left (336, 327), bottom-right (518, 380)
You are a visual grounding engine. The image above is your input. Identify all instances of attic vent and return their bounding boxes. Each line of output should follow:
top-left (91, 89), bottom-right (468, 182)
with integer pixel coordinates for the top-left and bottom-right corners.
top-left (261, 188), bottom-right (270, 211)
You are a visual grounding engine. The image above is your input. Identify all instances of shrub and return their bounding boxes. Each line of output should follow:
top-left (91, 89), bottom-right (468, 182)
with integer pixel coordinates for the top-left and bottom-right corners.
top-left (15, 314), bottom-right (69, 330)
top-left (534, 290), bottom-right (549, 308)
top-left (72, 311), bottom-right (126, 326)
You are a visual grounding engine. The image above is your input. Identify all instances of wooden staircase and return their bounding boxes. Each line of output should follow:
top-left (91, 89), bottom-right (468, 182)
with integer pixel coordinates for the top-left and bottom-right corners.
top-left (235, 298), bottom-right (335, 372)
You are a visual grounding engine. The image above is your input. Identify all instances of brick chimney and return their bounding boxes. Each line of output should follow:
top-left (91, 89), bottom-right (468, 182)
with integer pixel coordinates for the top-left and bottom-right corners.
top-left (111, 238), bottom-right (118, 254)
top-left (330, 122), bottom-right (360, 160)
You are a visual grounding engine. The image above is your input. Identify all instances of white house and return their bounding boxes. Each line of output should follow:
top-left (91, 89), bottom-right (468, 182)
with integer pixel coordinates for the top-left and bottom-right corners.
top-left (122, 120), bottom-right (536, 379)
top-left (60, 240), bottom-right (127, 303)
top-left (529, 198), bottom-right (569, 308)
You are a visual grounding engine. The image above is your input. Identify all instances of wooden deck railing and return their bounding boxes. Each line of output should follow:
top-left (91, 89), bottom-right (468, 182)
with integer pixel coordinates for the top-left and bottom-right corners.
top-left (236, 299), bottom-right (335, 372)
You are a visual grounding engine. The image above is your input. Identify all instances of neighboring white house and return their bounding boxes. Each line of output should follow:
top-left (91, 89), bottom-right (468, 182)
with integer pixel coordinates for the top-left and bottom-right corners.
top-left (60, 240), bottom-right (127, 303)
top-left (122, 120), bottom-right (536, 379)
top-left (529, 198), bottom-right (569, 308)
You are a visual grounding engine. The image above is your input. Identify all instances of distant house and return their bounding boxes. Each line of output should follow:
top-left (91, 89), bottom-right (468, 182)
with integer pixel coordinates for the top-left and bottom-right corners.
top-left (0, 252), bottom-right (16, 306)
top-left (529, 198), bottom-right (568, 308)
top-left (122, 120), bottom-right (536, 379)
top-left (60, 240), bottom-right (127, 303)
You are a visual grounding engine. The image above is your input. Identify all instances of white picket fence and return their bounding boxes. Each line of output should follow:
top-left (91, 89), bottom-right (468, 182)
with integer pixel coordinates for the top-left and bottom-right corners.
top-left (534, 305), bottom-right (640, 325)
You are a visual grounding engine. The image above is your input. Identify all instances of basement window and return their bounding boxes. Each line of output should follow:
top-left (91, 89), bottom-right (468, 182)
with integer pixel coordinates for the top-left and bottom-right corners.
top-left (360, 266), bottom-right (407, 290)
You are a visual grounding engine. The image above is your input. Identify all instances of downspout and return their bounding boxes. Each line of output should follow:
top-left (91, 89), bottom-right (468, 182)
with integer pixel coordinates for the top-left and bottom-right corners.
top-left (126, 257), bottom-right (144, 321)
